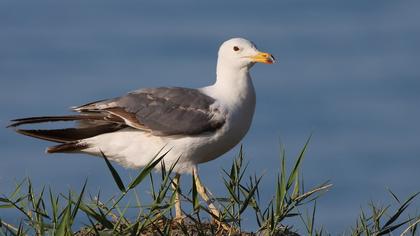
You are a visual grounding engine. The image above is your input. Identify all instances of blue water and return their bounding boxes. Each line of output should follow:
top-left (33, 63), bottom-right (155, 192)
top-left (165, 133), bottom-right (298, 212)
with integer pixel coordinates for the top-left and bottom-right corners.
top-left (1, 0), bottom-right (420, 234)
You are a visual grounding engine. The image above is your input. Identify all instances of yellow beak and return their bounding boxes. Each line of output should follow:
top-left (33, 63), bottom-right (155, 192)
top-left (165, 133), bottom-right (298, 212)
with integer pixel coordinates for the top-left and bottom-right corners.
top-left (249, 51), bottom-right (276, 64)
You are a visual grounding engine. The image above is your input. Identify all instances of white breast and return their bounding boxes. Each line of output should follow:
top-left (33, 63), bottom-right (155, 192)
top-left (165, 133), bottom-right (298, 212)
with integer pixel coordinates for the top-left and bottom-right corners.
top-left (193, 71), bottom-right (256, 163)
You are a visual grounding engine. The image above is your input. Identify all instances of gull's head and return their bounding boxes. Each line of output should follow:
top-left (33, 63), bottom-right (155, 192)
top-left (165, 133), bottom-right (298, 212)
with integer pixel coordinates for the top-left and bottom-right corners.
top-left (217, 38), bottom-right (275, 70)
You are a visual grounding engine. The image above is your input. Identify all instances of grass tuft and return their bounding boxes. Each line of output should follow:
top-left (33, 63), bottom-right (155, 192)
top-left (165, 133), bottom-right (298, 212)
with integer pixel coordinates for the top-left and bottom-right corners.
top-left (0, 140), bottom-right (419, 235)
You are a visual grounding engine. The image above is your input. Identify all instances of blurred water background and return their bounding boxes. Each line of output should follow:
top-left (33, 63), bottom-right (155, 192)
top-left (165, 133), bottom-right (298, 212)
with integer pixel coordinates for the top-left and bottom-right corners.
top-left (1, 0), bottom-right (419, 234)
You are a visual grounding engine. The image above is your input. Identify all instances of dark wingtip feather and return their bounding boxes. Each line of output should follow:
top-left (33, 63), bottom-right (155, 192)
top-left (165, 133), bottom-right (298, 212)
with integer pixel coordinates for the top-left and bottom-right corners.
top-left (13, 124), bottom-right (125, 143)
top-left (46, 142), bottom-right (90, 153)
top-left (7, 118), bottom-right (28, 128)
top-left (14, 129), bottom-right (68, 143)
top-left (7, 115), bottom-right (113, 128)
top-left (8, 116), bottom-right (62, 127)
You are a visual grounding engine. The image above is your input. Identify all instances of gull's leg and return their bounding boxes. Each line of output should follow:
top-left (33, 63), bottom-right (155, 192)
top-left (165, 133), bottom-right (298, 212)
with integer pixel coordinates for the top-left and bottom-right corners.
top-left (192, 168), bottom-right (220, 218)
top-left (192, 167), bottom-right (234, 232)
top-left (193, 168), bottom-right (233, 232)
top-left (172, 173), bottom-right (184, 221)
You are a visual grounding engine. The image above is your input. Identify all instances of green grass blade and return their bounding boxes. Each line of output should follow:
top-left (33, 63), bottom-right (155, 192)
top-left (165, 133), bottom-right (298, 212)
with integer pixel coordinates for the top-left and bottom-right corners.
top-left (239, 176), bottom-right (262, 215)
top-left (387, 188), bottom-right (400, 204)
top-left (310, 201), bottom-right (316, 236)
top-left (55, 192), bottom-right (72, 236)
top-left (101, 151), bottom-right (126, 193)
top-left (86, 215), bottom-right (101, 236)
top-left (223, 178), bottom-right (240, 204)
top-left (1, 197), bottom-right (31, 220)
top-left (287, 135), bottom-right (311, 189)
top-left (378, 218), bottom-right (412, 236)
top-left (0, 197), bottom-right (13, 209)
top-left (277, 153), bottom-right (286, 216)
top-left (292, 173), bottom-right (300, 199)
top-left (16, 220), bottom-right (24, 236)
top-left (71, 179), bottom-right (87, 220)
top-left (78, 202), bottom-right (114, 229)
top-left (9, 179), bottom-right (26, 201)
top-left (127, 150), bottom-right (169, 190)
top-left (383, 192), bottom-right (420, 228)
top-left (55, 206), bottom-right (70, 236)
top-left (49, 187), bottom-right (59, 226)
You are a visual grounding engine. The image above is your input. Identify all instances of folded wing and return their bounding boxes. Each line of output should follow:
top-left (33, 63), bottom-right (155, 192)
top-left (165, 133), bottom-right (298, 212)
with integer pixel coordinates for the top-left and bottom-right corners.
top-left (73, 87), bottom-right (226, 136)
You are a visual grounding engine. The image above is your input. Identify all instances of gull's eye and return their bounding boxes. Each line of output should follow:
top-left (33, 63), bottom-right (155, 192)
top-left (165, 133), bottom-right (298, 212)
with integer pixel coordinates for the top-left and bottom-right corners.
top-left (233, 46), bottom-right (240, 51)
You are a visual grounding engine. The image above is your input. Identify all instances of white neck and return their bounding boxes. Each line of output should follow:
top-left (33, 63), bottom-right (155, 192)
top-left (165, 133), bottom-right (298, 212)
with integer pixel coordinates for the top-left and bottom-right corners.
top-left (201, 60), bottom-right (255, 107)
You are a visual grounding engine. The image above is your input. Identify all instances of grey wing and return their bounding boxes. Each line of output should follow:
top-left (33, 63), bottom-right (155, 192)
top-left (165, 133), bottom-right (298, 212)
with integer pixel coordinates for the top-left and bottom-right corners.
top-left (73, 87), bottom-right (226, 136)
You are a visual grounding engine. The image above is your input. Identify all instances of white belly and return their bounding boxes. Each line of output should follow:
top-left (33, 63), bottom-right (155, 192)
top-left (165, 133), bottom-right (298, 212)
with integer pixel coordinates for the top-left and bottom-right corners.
top-left (82, 99), bottom-right (255, 173)
top-left (82, 91), bottom-right (255, 174)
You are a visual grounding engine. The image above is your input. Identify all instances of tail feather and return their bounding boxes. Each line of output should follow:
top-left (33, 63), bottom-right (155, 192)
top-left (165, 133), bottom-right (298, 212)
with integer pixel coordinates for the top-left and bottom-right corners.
top-left (14, 124), bottom-right (125, 143)
top-left (8, 115), bottom-right (121, 128)
top-left (9, 114), bottom-right (128, 154)
top-left (47, 142), bottom-right (90, 153)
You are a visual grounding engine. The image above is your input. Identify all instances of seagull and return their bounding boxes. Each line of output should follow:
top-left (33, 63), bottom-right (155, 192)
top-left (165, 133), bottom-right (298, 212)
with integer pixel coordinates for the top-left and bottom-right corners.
top-left (8, 37), bottom-right (275, 221)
